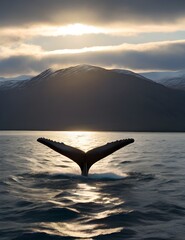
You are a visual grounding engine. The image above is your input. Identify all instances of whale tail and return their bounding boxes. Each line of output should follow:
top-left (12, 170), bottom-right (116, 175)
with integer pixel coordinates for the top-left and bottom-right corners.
top-left (37, 138), bottom-right (134, 176)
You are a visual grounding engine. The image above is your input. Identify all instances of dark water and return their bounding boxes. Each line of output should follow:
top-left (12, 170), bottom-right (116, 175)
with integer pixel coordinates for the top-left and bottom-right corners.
top-left (0, 131), bottom-right (185, 240)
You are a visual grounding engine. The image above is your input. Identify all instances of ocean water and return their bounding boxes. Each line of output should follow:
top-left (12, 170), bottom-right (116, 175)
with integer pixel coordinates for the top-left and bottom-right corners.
top-left (0, 131), bottom-right (185, 240)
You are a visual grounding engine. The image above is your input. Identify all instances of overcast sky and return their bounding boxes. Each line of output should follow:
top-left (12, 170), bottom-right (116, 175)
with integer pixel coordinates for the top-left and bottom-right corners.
top-left (1, 0), bottom-right (185, 76)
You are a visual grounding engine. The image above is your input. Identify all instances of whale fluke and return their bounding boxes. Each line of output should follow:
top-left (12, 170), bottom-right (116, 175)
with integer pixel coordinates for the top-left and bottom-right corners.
top-left (37, 138), bottom-right (134, 176)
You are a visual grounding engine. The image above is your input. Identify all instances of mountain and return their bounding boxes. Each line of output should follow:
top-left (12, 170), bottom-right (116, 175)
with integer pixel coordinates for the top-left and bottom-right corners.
top-left (0, 75), bottom-right (32, 81)
top-left (113, 69), bottom-right (150, 81)
top-left (0, 75), bottom-right (32, 90)
top-left (0, 64), bottom-right (185, 131)
top-left (141, 70), bottom-right (185, 91)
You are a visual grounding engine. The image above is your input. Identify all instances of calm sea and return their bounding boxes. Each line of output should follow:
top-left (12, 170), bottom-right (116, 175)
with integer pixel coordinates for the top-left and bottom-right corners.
top-left (0, 131), bottom-right (185, 240)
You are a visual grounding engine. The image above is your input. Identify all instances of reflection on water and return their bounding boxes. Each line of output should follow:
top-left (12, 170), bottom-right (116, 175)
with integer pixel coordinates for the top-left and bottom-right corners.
top-left (32, 178), bottom-right (127, 239)
top-left (1, 131), bottom-right (185, 239)
top-left (38, 222), bottom-right (123, 239)
top-left (48, 131), bottom-right (98, 152)
top-left (70, 183), bottom-right (99, 203)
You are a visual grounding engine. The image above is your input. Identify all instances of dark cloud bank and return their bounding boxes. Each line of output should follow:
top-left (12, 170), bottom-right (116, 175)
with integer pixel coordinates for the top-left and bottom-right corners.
top-left (0, 0), bottom-right (185, 26)
top-left (1, 40), bottom-right (185, 75)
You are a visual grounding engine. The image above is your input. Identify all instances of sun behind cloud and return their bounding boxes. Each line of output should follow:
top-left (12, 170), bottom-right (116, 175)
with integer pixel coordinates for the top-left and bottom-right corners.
top-left (42, 23), bottom-right (107, 36)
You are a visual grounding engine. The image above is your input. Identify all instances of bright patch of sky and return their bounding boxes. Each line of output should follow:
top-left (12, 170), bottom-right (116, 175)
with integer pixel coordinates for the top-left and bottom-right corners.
top-left (1, 0), bottom-right (185, 76)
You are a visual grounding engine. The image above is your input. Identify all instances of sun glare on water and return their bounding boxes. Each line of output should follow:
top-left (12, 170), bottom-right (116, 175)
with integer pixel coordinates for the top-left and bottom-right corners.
top-left (56, 131), bottom-right (97, 152)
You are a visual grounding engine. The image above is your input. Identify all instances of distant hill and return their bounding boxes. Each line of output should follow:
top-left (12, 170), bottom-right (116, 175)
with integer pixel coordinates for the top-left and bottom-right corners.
top-left (0, 75), bottom-right (32, 81)
top-left (0, 75), bottom-right (32, 90)
top-left (0, 64), bottom-right (185, 131)
top-left (141, 70), bottom-right (185, 91)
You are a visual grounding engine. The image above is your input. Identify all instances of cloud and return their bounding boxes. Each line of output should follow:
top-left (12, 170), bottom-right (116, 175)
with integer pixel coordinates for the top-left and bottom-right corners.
top-left (1, 1), bottom-right (185, 77)
top-left (1, 0), bottom-right (185, 27)
top-left (1, 40), bottom-right (185, 76)
top-left (0, 44), bottom-right (43, 59)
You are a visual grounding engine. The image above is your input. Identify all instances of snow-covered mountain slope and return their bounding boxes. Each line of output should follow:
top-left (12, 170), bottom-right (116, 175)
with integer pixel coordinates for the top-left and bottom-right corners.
top-left (0, 75), bottom-right (32, 81)
top-left (2, 65), bottom-right (185, 92)
top-left (154, 77), bottom-right (185, 91)
top-left (0, 65), bottom-right (105, 90)
top-left (0, 79), bottom-right (24, 89)
top-left (113, 69), bottom-right (150, 81)
top-left (0, 75), bottom-right (32, 90)
top-left (141, 70), bottom-right (185, 81)
top-left (0, 65), bottom-right (154, 90)
top-left (141, 70), bottom-right (185, 91)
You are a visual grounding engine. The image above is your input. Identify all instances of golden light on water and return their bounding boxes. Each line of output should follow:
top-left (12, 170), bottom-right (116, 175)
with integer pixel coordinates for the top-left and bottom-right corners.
top-left (38, 222), bottom-right (123, 238)
top-left (35, 181), bottom-right (125, 238)
top-left (54, 131), bottom-right (98, 152)
top-left (69, 183), bottom-right (98, 203)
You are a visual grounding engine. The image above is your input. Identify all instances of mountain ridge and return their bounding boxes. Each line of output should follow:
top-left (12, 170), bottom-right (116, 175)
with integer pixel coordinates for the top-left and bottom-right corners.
top-left (141, 70), bottom-right (185, 91)
top-left (0, 64), bottom-right (185, 131)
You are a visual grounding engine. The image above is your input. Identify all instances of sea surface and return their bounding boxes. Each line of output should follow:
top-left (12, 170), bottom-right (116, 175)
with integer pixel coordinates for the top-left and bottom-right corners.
top-left (0, 131), bottom-right (185, 240)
